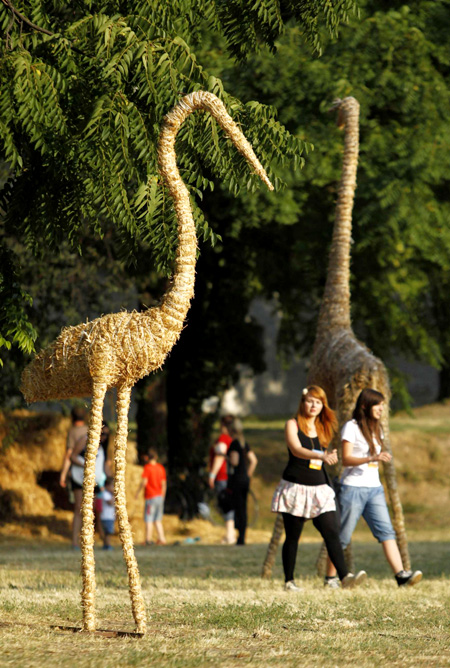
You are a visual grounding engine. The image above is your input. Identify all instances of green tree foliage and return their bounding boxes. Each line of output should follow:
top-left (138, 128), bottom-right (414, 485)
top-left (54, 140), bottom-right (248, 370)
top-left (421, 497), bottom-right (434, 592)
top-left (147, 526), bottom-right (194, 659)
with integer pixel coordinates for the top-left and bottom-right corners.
top-left (0, 230), bottom-right (138, 405)
top-left (0, 0), bottom-right (357, 364)
top-left (217, 0), bottom-right (450, 403)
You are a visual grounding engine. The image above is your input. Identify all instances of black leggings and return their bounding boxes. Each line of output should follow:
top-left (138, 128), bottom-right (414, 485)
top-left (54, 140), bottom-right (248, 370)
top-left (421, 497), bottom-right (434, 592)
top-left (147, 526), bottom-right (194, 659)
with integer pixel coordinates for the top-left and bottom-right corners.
top-left (230, 480), bottom-right (249, 545)
top-left (282, 511), bottom-right (348, 582)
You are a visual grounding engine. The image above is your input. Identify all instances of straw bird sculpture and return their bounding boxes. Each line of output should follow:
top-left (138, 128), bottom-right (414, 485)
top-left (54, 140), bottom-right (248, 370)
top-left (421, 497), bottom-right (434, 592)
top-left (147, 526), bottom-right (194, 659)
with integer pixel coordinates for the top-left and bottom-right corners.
top-left (21, 91), bottom-right (273, 633)
top-left (262, 97), bottom-right (409, 578)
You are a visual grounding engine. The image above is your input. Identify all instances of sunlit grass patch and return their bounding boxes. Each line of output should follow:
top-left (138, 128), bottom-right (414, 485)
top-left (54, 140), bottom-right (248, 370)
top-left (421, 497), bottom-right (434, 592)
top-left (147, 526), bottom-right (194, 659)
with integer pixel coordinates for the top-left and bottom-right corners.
top-left (1, 540), bottom-right (450, 667)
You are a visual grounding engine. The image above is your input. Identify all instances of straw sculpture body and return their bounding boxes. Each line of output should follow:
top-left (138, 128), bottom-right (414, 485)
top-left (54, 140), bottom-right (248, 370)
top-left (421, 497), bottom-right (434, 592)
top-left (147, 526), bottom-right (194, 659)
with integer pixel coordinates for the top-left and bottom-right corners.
top-left (262, 97), bottom-right (409, 579)
top-left (21, 91), bottom-right (273, 633)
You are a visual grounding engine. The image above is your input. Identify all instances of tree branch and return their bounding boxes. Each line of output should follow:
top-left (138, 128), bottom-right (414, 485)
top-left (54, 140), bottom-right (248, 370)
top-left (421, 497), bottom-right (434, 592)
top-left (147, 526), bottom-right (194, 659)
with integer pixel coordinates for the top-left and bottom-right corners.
top-left (1, 0), bottom-right (54, 36)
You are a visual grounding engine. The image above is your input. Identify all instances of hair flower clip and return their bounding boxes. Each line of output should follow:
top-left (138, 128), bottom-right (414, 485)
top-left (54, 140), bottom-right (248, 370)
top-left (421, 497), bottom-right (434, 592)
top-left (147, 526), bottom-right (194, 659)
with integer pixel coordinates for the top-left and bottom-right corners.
top-left (302, 388), bottom-right (308, 396)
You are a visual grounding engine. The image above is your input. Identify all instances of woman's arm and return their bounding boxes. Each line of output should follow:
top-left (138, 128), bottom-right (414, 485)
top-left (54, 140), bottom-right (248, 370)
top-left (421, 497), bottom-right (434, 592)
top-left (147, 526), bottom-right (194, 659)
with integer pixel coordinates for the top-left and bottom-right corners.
top-left (208, 443), bottom-right (227, 488)
top-left (59, 448), bottom-right (73, 487)
top-left (161, 479), bottom-right (167, 499)
top-left (104, 458), bottom-right (113, 478)
top-left (229, 450), bottom-right (239, 467)
top-left (246, 451), bottom-right (258, 478)
top-left (285, 419), bottom-right (337, 464)
top-left (341, 440), bottom-right (392, 467)
top-left (70, 434), bottom-right (87, 466)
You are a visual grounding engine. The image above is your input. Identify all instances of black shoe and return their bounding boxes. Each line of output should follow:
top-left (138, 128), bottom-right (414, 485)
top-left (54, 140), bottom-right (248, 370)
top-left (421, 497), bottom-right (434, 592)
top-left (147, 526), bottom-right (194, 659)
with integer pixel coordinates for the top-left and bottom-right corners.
top-left (395, 570), bottom-right (423, 586)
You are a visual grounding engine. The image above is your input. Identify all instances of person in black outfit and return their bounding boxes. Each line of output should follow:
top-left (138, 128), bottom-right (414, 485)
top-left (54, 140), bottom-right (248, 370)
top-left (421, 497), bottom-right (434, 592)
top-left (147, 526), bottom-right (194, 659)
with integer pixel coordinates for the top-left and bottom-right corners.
top-left (271, 385), bottom-right (366, 591)
top-left (227, 419), bottom-right (258, 545)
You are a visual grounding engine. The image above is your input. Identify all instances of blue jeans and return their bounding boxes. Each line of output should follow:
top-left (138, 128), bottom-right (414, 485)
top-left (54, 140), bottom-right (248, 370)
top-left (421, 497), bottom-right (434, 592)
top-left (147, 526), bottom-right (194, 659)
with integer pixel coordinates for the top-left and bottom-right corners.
top-left (338, 485), bottom-right (396, 548)
top-left (101, 519), bottom-right (115, 536)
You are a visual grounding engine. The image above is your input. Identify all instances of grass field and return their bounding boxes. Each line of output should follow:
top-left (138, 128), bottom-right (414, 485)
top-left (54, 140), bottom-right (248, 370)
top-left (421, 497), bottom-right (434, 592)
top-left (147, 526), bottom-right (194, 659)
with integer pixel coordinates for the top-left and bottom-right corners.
top-left (1, 536), bottom-right (449, 667)
top-left (1, 403), bottom-right (450, 666)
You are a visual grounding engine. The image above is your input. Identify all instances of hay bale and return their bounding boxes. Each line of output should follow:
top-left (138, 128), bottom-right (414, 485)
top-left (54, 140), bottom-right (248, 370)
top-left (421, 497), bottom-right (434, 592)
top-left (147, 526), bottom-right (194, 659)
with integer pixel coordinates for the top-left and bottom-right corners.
top-left (0, 410), bottom-right (68, 523)
top-left (0, 482), bottom-right (54, 519)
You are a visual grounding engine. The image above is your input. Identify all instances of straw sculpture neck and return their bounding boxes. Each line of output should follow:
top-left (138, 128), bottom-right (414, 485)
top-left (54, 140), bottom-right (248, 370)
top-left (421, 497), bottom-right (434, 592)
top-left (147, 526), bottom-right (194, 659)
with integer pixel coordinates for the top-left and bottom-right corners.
top-left (317, 97), bottom-right (359, 333)
top-left (155, 91), bottom-right (273, 347)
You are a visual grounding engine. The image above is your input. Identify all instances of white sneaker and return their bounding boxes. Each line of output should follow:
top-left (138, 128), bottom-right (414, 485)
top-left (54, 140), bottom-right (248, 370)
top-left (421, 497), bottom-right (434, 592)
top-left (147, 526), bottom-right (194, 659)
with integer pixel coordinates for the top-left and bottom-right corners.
top-left (324, 576), bottom-right (340, 589)
top-left (284, 580), bottom-right (302, 592)
top-left (342, 570), bottom-right (367, 589)
top-left (395, 569), bottom-right (423, 587)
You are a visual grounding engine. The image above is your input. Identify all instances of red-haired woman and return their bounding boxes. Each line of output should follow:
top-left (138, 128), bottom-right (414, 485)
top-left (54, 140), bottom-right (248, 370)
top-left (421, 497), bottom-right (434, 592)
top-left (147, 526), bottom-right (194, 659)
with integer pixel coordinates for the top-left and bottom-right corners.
top-left (326, 388), bottom-right (422, 587)
top-left (272, 385), bottom-right (366, 591)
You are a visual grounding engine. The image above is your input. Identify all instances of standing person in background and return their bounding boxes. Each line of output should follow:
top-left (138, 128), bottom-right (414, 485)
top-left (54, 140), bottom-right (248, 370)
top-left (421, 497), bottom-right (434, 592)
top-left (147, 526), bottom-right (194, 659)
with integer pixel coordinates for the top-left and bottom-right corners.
top-left (70, 428), bottom-right (108, 549)
top-left (208, 415), bottom-right (235, 545)
top-left (60, 406), bottom-right (88, 490)
top-left (94, 421), bottom-right (114, 540)
top-left (100, 477), bottom-right (116, 551)
top-left (135, 449), bottom-right (167, 546)
top-left (326, 388), bottom-right (422, 587)
top-left (271, 386), bottom-right (366, 591)
top-left (227, 419), bottom-right (258, 546)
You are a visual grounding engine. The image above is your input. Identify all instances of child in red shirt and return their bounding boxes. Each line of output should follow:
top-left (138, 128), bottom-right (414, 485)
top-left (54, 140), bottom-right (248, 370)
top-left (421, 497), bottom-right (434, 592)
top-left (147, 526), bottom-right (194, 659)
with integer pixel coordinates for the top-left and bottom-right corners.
top-left (135, 449), bottom-right (167, 545)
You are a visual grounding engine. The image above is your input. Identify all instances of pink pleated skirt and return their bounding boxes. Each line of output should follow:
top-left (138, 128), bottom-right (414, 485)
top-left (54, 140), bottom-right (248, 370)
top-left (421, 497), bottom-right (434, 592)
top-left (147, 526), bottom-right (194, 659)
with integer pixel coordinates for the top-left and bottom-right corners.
top-left (271, 480), bottom-right (336, 519)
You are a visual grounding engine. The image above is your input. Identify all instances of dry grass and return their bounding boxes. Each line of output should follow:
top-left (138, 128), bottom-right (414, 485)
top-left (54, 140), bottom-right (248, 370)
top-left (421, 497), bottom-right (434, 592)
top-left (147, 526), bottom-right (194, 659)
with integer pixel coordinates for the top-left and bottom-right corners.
top-left (1, 537), bottom-right (450, 667)
top-left (2, 403), bottom-right (450, 665)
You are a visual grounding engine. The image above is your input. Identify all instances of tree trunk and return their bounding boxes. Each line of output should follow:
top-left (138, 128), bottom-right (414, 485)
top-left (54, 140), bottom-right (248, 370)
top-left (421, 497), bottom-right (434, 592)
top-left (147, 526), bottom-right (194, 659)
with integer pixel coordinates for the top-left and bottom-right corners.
top-left (136, 373), bottom-right (167, 462)
top-left (438, 364), bottom-right (450, 401)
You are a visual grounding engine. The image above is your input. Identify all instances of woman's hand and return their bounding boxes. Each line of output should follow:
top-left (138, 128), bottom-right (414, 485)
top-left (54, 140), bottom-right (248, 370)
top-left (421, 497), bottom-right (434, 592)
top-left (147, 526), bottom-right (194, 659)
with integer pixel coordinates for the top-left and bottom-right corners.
top-left (323, 449), bottom-right (338, 465)
top-left (373, 451), bottom-right (392, 463)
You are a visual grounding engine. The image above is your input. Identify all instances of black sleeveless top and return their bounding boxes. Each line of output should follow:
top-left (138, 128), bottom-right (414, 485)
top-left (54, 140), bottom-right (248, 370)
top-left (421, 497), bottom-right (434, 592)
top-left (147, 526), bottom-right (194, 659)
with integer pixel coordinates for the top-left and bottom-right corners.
top-left (282, 426), bottom-right (327, 486)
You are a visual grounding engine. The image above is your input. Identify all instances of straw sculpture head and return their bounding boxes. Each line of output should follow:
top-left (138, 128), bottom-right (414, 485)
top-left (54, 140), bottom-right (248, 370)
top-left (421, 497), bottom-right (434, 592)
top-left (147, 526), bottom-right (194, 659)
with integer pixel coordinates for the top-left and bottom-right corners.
top-left (20, 91), bottom-right (273, 633)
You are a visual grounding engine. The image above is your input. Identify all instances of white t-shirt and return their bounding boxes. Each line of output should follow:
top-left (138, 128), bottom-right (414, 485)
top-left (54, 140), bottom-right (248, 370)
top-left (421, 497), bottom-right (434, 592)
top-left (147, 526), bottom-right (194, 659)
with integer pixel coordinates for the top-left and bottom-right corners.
top-left (340, 420), bottom-right (382, 488)
top-left (71, 444), bottom-right (105, 487)
top-left (100, 489), bottom-right (116, 521)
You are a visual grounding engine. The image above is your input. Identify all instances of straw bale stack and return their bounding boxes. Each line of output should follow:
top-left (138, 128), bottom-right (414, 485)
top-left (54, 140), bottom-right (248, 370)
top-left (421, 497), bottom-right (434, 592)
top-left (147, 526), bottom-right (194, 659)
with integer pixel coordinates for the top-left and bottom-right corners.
top-left (0, 410), bottom-right (69, 521)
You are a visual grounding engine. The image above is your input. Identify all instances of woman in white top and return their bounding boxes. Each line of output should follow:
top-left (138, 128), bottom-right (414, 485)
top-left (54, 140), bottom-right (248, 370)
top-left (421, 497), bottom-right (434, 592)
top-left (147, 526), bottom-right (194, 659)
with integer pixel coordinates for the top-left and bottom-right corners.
top-left (326, 388), bottom-right (422, 587)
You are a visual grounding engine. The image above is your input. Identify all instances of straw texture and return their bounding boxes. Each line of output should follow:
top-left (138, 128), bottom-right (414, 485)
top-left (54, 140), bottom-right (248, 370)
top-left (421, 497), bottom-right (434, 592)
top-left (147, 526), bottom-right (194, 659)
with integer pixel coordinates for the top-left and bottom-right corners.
top-left (20, 91), bottom-right (273, 631)
top-left (308, 98), bottom-right (409, 571)
top-left (114, 385), bottom-right (147, 634)
top-left (80, 382), bottom-right (105, 631)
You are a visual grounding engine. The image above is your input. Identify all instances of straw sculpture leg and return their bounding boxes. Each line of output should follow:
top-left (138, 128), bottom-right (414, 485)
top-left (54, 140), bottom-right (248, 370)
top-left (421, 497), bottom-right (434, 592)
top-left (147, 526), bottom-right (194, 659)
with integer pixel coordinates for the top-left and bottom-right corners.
top-left (315, 542), bottom-right (354, 576)
top-left (382, 457), bottom-right (410, 569)
top-left (81, 381), bottom-right (107, 631)
top-left (261, 513), bottom-right (284, 579)
top-left (114, 385), bottom-right (146, 633)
